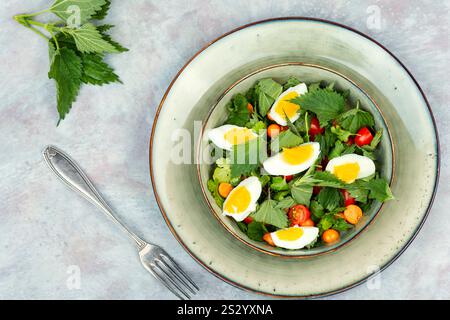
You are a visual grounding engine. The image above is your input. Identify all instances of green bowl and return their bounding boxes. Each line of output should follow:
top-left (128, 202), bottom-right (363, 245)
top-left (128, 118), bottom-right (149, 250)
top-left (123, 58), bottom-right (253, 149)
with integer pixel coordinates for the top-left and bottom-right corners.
top-left (150, 18), bottom-right (439, 297)
top-left (197, 63), bottom-right (394, 257)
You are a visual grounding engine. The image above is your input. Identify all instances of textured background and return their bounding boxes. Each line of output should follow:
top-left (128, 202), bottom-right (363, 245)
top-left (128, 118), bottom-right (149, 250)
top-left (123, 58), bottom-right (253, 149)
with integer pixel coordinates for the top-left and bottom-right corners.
top-left (0, 0), bottom-right (448, 299)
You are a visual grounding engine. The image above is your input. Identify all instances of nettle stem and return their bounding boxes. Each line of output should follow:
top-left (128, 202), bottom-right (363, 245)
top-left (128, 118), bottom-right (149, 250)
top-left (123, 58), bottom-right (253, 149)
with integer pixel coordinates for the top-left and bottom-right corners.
top-left (14, 11), bottom-right (63, 48)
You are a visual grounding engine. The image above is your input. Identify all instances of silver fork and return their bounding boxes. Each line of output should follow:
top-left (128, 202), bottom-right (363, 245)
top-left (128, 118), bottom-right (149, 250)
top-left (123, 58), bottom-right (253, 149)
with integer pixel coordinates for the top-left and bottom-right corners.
top-left (43, 145), bottom-right (199, 300)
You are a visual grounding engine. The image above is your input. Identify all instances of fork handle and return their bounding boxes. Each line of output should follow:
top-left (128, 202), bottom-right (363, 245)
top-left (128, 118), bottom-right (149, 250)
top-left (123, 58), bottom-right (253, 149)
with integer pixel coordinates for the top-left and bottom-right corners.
top-left (43, 145), bottom-right (147, 249)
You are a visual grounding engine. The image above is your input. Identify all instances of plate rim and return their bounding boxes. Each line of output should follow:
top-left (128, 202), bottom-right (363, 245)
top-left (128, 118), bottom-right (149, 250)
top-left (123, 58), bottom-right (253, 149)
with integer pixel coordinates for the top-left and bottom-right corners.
top-left (149, 17), bottom-right (440, 298)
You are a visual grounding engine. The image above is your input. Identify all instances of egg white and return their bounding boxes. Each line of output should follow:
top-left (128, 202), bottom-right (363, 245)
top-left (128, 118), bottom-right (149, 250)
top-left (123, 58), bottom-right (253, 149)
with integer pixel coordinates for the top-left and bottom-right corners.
top-left (268, 83), bottom-right (308, 126)
top-left (262, 142), bottom-right (321, 176)
top-left (271, 226), bottom-right (319, 250)
top-left (326, 153), bottom-right (376, 183)
top-left (223, 176), bottom-right (262, 221)
top-left (207, 124), bottom-right (258, 151)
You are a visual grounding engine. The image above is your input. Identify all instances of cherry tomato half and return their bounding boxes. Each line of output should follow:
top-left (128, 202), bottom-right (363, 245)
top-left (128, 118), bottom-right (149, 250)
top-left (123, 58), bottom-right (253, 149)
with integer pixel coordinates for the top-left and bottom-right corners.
top-left (284, 175), bottom-right (294, 182)
top-left (309, 117), bottom-right (325, 135)
top-left (341, 189), bottom-right (356, 206)
top-left (263, 233), bottom-right (275, 246)
top-left (355, 127), bottom-right (373, 146)
top-left (267, 124), bottom-right (281, 138)
top-left (247, 103), bottom-right (254, 113)
top-left (288, 205), bottom-right (311, 226)
top-left (300, 218), bottom-right (315, 227)
top-left (243, 216), bottom-right (253, 224)
top-left (322, 229), bottom-right (340, 243)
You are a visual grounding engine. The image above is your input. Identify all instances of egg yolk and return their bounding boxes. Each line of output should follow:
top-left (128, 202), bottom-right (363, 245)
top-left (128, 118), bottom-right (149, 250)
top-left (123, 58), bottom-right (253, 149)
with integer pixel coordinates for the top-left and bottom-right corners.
top-left (224, 186), bottom-right (251, 214)
top-left (224, 128), bottom-right (256, 145)
top-left (282, 144), bottom-right (314, 165)
top-left (274, 92), bottom-right (300, 120)
top-left (275, 227), bottom-right (304, 241)
top-left (333, 162), bottom-right (360, 183)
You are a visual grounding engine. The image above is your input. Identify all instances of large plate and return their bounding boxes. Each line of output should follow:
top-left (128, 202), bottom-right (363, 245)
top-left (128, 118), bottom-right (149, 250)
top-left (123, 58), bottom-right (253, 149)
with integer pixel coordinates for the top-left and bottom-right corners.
top-left (150, 18), bottom-right (439, 297)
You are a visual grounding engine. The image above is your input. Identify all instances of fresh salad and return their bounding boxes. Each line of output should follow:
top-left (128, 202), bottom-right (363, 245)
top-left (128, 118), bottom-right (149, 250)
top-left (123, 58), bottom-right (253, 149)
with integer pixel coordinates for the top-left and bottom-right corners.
top-left (206, 77), bottom-right (394, 250)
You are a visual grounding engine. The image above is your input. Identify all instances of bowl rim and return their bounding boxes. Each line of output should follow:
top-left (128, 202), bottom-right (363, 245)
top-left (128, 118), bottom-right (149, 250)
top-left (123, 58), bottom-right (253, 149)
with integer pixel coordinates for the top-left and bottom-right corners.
top-left (149, 17), bottom-right (440, 298)
top-left (196, 61), bottom-right (396, 259)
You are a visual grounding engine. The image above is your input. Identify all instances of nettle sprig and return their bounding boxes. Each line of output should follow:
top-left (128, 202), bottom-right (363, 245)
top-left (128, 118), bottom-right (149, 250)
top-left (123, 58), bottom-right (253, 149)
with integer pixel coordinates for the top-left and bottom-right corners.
top-left (14, 0), bottom-right (128, 124)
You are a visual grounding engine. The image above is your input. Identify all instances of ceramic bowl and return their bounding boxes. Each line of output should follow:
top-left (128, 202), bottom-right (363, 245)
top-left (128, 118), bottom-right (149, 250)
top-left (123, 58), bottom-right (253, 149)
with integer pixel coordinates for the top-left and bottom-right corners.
top-left (197, 62), bottom-right (394, 257)
top-left (150, 18), bottom-right (439, 297)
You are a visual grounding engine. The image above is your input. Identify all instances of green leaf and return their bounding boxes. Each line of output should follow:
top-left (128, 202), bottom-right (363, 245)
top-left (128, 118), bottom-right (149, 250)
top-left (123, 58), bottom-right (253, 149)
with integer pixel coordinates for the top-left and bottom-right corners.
top-left (333, 218), bottom-right (353, 231)
top-left (236, 221), bottom-right (248, 233)
top-left (270, 129), bottom-right (303, 153)
top-left (331, 125), bottom-right (353, 142)
top-left (255, 78), bottom-right (282, 116)
top-left (317, 214), bottom-right (336, 232)
top-left (291, 88), bottom-right (345, 126)
top-left (207, 179), bottom-right (224, 207)
top-left (259, 175), bottom-right (270, 188)
top-left (308, 171), bottom-right (346, 188)
top-left (48, 48), bottom-right (82, 122)
top-left (212, 163), bottom-right (231, 183)
top-left (283, 77), bottom-right (300, 90)
top-left (50, 0), bottom-right (107, 25)
top-left (366, 178), bottom-right (394, 202)
top-left (310, 200), bottom-right (325, 220)
top-left (230, 137), bottom-right (266, 178)
top-left (318, 187), bottom-right (342, 211)
top-left (291, 184), bottom-right (313, 206)
top-left (64, 23), bottom-right (118, 53)
top-left (346, 183), bottom-right (369, 203)
top-left (275, 196), bottom-right (295, 209)
top-left (97, 24), bottom-right (129, 52)
top-left (252, 199), bottom-right (288, 229)
top-left (315, 128), bottom-right (336, 158)
top-left (361, 129), bottom-right (383, 151)
top-left (338, 105), bottom-right (375, 133)
top-left (284, 110), bottom-right (302, 137)
top-left (80, 53), bottom-right (121, 85)
top-left (328, 140), bottom-right (346, 160)
top-left (91, 0), bottom-right (110, 20)
top-left (273, 190), bottom-right (290, 201)
top-left (270, 177), bottom-right (289, 192)
top-left (226, 93), bottom-right (250, 126)
top-left (246, 221), bottom-right (268, 241)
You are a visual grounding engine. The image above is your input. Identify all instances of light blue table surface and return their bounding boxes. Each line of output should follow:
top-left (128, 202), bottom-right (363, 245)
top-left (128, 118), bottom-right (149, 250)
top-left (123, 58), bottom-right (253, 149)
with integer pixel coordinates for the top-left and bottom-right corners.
top-left (0, 0), bottom-right (448, 299)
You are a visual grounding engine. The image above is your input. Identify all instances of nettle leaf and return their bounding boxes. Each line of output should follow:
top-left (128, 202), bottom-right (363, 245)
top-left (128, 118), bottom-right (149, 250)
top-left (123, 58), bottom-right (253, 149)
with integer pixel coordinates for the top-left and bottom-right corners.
top-left (255, 78), bottom-right (282, 116)
top-left (80, 53), bottom-right (121, 85)
top-left (230, 137), bottom-right (267, 178)
top-left (252, 199), bottom-right (288, 229)
top-left (275, 196), bottom-right (296, 209)
top-left (91, 0), bottom-right (110, 20)
top-left (48, 48), bottom-right (82, 122)
top-left (366, 178), bottom-right (394, 202)
top-left (65, 23), bottom-right (118, 53)
top-left (283, 77), bottom-right (301, 90)
top-left (291, 88), bottom-right (345, 126)
top-left (226, 93), bottom-right (250, 126)
top-left (270, 129), bottom-right (303, 153)
top-left (291, 184), bottom-right (313, 207)
top-left (97, 24), bottom-right (129, 53)
top-left (338, 105), bottom-right (375, 133)
top-left (318, 187), bottom-right (342, 211)
top-left (246, 221), bottom-right (268, 242)
top-left (51, 0), bottom-right (107, 25)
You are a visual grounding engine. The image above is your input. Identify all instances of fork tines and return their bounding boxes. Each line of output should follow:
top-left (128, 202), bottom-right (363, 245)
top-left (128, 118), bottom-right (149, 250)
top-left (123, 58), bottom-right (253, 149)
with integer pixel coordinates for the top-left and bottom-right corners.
top-left (150, 253), bottom-right (199, 300)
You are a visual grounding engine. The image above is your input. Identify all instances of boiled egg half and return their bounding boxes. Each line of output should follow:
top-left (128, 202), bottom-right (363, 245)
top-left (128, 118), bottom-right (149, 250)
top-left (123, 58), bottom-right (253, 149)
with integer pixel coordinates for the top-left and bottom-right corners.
top-left (263, 142), bottom-right (321, 176)
top-left (270, 226), bottom-right (319, 249)
top-left (267, 83), bottom-right (307, 126)
top-left (223, 176), bottom-right (262, 221)
top-left (208, 124), bottom-right (258, 151)
top-left (326, 153), bottom-right (376, 184)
